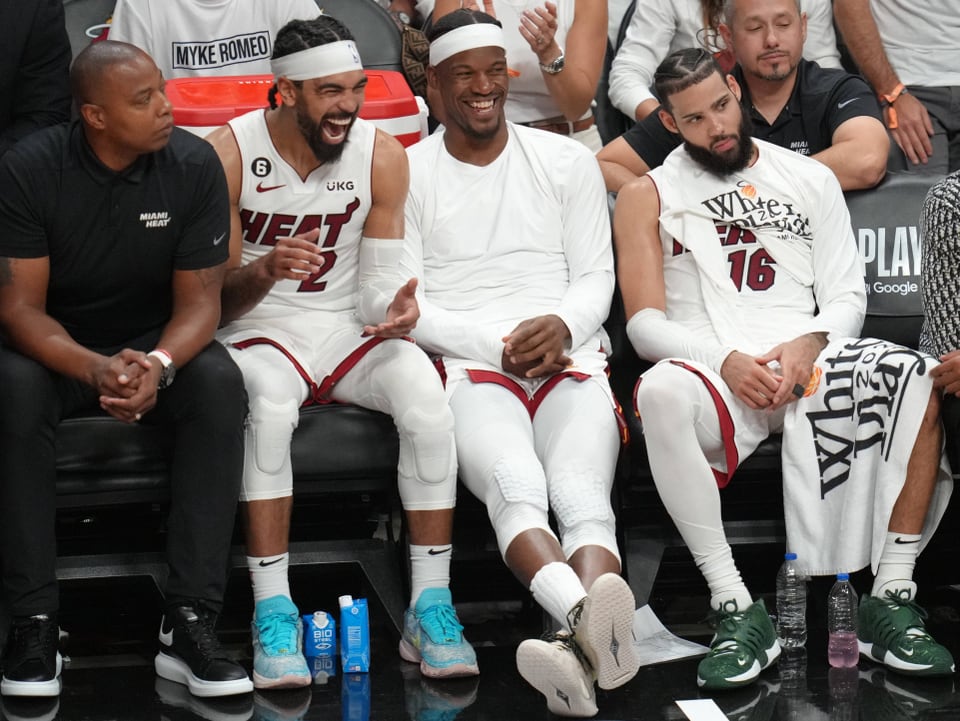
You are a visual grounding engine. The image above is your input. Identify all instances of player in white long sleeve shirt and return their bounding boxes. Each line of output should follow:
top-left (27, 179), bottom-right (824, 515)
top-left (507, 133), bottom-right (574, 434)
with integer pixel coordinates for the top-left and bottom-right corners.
top-left (402, 10), bottom-right (638, 718)
top-left (615, 48), bottom-right (953, 692)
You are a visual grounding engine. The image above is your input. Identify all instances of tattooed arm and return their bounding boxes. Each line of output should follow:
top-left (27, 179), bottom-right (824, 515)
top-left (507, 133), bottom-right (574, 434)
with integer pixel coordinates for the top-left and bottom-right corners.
top-left (155, 264), bottom-right (227, 366)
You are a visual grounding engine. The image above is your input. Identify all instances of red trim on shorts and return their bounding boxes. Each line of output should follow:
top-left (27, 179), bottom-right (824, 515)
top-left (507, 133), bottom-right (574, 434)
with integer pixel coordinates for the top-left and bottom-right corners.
top-left (232, 335), bottom-right (410, 406)
top-left (432, 355), bottom-right (448, 388)
top-left (464, 369), bottom-right (592, 421)
top-left (313, 336), bottom-right (394, 402)
top-left (231, 336), bottom-right (320, 401)
top-left (669, 360), bottom-right (739, 488)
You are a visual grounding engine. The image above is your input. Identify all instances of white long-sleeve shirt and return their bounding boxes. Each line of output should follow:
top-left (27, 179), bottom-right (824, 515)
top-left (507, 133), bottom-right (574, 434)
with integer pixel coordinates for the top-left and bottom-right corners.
top-left (631, 138), bottom-right (865, 369)
top-left (402, 123), bottom-right (614, 373)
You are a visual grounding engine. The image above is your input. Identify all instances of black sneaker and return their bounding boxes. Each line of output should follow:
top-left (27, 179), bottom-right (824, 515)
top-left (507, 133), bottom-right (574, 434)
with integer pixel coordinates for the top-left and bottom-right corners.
top-left (0, 614), bottom-right (62, 697)
top-left (155, 605), bottom-right (253, 697)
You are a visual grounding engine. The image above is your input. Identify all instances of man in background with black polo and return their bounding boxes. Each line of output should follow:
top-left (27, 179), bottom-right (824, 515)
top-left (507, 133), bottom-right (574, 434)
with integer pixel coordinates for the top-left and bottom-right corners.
top-left (0, 41), bottom-right (251, 699)
top-left (597, 0), bottom-right (890, 192)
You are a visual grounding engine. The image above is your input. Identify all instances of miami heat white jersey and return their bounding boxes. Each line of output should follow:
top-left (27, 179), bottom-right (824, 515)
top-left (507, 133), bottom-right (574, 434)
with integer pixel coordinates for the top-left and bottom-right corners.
top-left (648, 138), bottom-right (863, 354)
top-left (228, 109), bottom-right (375, 321)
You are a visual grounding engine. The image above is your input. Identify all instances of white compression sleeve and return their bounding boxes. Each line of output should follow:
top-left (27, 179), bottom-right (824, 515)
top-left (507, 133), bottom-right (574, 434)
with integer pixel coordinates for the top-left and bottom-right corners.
top-left (357, 236), bottom-right (405, 324)
top-left (625, 308), bottom-right (736, 375)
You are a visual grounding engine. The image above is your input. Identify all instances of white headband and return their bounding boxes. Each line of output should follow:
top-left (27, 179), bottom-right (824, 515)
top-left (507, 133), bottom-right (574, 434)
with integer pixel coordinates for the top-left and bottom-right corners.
top-left (271, 40), bottom-right (363, 81)
top-left (429, 24), bottom-right (506, 67)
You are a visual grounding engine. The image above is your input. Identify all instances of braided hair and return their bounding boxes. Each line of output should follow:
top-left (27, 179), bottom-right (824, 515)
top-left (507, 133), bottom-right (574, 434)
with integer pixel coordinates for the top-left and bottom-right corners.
top-left (653, 47), bottom-right (722, 113)
top-left (268, 15), bottom-right (355, 109)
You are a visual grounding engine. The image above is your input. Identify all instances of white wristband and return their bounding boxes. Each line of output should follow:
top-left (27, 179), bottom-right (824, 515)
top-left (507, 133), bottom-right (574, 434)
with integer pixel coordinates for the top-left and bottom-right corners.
top-left (148, 349), bottom-right (173, 368)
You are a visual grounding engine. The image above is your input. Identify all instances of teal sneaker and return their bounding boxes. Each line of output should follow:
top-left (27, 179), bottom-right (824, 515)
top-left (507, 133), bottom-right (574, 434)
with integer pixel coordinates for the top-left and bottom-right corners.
top-left (697, 599), bottom-right (780, 691)
top-left (399, 588), bottom-right (479, 679)
top-left (251, 596), bottom-right (311, 690)
top-left (858, 589), bottom-right (955, 677)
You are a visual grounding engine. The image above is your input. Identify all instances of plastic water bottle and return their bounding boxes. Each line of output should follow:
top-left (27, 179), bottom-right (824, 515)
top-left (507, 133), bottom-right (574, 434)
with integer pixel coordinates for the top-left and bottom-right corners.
top-left (776, 552), bottom-right (807, 647)
top-left (827, 573), bottom-right (859, 668)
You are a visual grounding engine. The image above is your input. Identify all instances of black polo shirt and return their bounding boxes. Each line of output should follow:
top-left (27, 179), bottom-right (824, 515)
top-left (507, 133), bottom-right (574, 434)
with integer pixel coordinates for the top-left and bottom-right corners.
top-left (622, 59), bottom-right (883, 170)
top-left (0, 121), bottom-right (229, 350)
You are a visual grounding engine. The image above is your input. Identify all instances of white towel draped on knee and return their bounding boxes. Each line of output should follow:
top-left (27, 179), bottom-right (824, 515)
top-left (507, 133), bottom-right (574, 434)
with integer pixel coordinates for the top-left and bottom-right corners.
top-left (782, 337), bottom-right (953, 576)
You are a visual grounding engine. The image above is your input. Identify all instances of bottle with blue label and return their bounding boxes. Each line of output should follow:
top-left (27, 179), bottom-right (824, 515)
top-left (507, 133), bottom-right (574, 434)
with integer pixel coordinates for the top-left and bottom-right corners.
top-left (303, 610), bottom-right (337, 683)
top-left (339, 595), bottom-right (371, 673)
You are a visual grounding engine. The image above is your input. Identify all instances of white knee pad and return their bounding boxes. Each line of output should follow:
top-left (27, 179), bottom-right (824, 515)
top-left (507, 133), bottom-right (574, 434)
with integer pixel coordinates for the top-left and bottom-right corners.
top-left (484, 459), bottom-right (556, 555)
top-left (396, 404), bottom-right (457, 510)
top-left (484, 457), bottom-right (555, 554)
top-left (549, 469), bottom-right (620, 561)
top-left (240, 396), bottom-right (300, 501)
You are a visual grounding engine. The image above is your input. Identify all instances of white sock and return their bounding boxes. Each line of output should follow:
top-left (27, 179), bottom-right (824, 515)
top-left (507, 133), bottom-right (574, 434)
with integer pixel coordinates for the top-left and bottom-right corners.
top-left (872, 531), bottom-right (921, 598)
top-left (409, 544), bottom-right (451, 606)
top-left (247, 553), bottom-right (291, 605)
top-left (699, 547), bottom-right (752, 612)
top-left (529, 562), bottom-right (588, 630)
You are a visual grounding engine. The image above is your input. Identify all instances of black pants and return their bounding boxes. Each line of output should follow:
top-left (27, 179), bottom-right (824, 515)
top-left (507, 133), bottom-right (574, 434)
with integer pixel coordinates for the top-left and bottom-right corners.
top-left (0, 341), bottom-right (246, 617)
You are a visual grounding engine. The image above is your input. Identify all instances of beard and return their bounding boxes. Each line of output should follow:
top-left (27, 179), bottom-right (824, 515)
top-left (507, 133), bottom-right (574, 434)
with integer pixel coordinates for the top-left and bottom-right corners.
top-left (453, 107), bottom-right (503, 142)
top-left (754, 53), bottom-right (798, 82)
top-left (295, 103), bottom-right (357, 164)
top-left (683, 109), bottom-right (755, 176)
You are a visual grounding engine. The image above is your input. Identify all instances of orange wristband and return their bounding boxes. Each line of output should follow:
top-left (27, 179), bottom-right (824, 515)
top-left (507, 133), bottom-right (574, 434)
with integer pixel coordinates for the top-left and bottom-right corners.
top-left (880, 82), bottom-right (907, 129)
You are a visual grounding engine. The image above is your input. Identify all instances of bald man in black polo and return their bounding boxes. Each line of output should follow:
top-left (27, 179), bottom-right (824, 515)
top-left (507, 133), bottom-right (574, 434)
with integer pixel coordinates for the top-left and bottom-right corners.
top-left (0, 42), bottom-right (251, 699)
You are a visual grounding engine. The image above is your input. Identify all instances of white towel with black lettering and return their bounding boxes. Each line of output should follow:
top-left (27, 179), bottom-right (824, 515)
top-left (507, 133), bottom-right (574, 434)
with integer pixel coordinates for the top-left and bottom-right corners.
top-left (781, 337), bottom-right (953, 577)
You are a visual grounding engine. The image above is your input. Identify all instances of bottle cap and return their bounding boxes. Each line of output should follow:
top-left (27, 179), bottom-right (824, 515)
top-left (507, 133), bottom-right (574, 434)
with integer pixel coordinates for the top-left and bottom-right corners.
top-left (784, 552), bottom-right (797, 560)
top-left (338, 595), bottom-right (354, 609)
top-left (836, 572), bottom-right (849, 581)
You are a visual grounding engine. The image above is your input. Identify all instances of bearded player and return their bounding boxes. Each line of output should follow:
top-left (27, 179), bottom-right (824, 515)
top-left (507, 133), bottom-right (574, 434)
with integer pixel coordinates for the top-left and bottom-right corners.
top-left (206, 16), bottom-right (477, 689)
top-left (615, 48), bottom-right (953, 691)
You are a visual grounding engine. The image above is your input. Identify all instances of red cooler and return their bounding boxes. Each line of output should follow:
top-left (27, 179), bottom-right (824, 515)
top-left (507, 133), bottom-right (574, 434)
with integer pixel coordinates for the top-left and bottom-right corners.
top-left (164, 70), bottom-right (426, 147)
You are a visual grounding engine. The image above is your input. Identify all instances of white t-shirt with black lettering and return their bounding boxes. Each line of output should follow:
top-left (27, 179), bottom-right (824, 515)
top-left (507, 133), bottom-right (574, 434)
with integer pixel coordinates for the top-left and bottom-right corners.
top-left (109, 0), bottom-right (320, 79)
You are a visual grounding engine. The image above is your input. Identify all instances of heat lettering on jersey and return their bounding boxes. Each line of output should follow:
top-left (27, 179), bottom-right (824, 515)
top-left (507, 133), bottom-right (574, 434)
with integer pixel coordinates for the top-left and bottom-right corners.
top-left (715, 223), bottom-right (777, 292)
top-left (238, 199), bottom-right (362, 293)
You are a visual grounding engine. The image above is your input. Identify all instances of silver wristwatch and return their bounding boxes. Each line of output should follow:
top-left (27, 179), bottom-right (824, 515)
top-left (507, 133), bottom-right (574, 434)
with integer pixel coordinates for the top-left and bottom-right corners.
top-left (539, 49), bottom-right (565, 75)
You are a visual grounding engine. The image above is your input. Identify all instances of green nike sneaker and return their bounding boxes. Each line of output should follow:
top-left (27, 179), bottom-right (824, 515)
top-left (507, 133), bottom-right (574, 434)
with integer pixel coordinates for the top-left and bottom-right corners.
top-left (858, 589), bottom-right (955, 677)
top-left (697, 599), bottom-right (781, 691)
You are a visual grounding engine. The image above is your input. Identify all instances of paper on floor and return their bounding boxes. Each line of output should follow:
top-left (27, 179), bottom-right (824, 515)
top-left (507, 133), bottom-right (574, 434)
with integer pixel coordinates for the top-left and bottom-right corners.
top-left (632, 604), bottom-right (709, 666)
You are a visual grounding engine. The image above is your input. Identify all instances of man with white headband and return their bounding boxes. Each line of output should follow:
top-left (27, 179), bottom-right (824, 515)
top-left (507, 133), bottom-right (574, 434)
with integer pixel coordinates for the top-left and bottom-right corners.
top-left (402, 9), bottom-right (639, 717)
top-left (207, 16), bottom-right (478, 688)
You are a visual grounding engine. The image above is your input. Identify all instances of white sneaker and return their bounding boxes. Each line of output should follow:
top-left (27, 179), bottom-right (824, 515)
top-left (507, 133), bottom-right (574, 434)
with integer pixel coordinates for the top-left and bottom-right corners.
top-left (570, 573), bottom-right (639, 690)
top-left (517, 632), bottom-right (597, 718)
